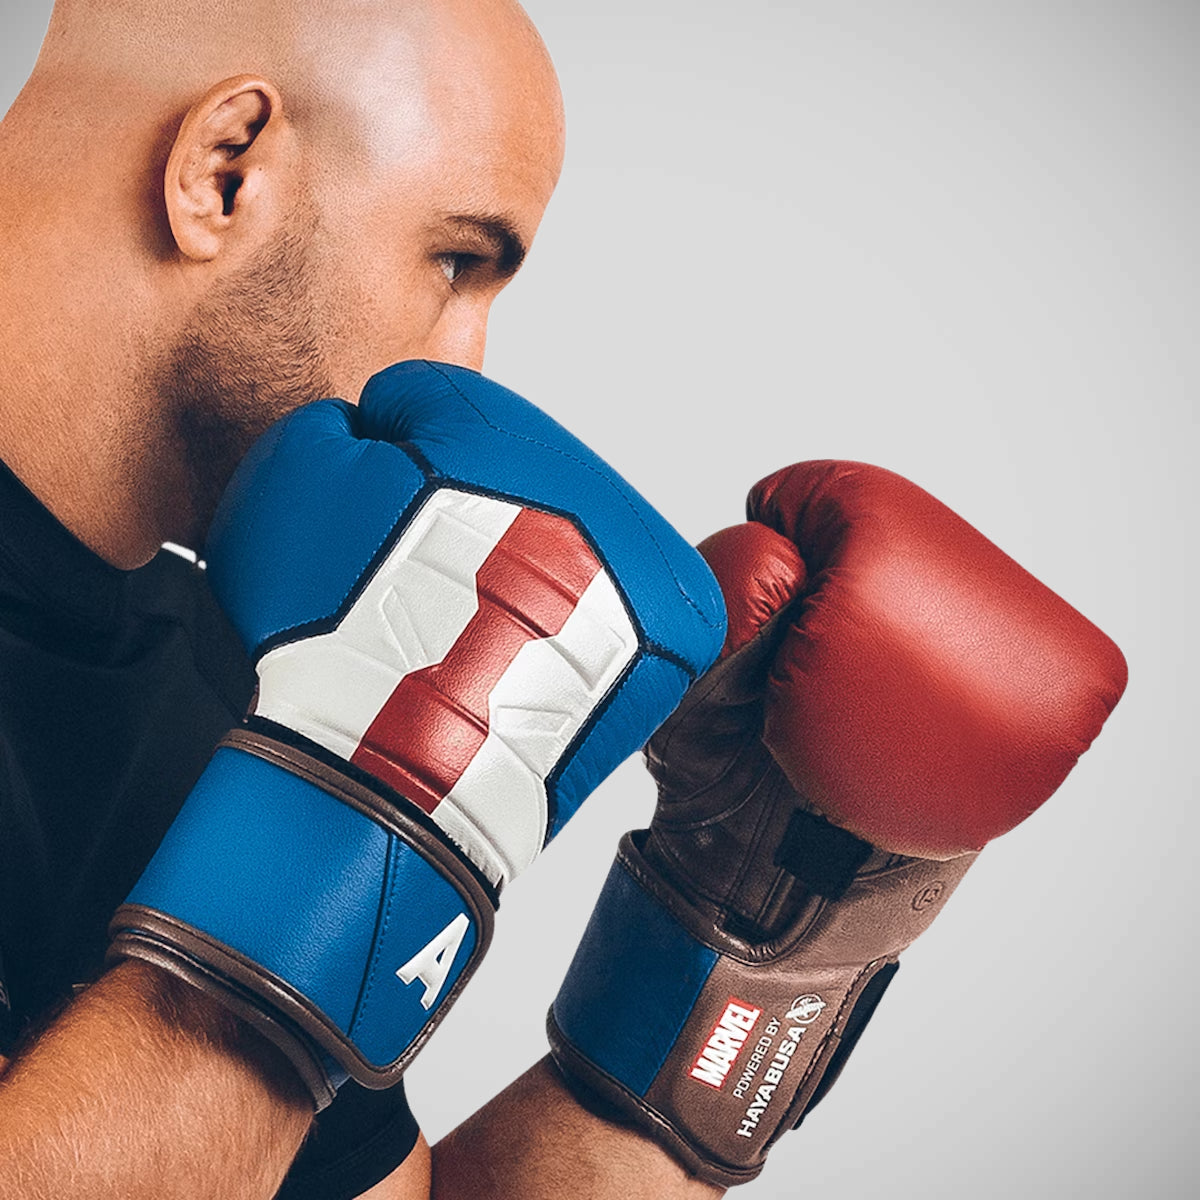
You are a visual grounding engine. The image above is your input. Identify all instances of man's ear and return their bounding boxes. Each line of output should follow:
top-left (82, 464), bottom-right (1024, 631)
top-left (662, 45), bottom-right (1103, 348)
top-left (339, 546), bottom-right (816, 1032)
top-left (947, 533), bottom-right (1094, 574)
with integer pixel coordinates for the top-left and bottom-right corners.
top-left (165, 76), bottom-right (292, 262)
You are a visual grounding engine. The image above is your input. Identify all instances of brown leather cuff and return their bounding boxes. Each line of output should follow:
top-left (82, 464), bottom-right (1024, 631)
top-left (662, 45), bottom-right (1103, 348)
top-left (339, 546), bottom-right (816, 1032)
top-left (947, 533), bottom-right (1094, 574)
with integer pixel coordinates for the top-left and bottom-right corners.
top-left (549, 831), bottom-right (974, 1186)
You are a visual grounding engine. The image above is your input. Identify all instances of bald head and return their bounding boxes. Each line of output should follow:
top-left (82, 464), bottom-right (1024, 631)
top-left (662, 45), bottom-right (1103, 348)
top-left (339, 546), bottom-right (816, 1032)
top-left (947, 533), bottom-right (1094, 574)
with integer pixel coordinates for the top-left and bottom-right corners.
top-left (32, 0), bottom-right (561, 170)
top-left (0, 0), bottom-right (565, 565)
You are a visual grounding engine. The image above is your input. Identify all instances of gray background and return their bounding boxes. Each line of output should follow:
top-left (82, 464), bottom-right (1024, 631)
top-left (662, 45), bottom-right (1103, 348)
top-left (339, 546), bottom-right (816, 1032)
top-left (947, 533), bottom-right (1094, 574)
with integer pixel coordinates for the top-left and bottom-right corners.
top-left (2, 1), bottom-right (1196, 1196)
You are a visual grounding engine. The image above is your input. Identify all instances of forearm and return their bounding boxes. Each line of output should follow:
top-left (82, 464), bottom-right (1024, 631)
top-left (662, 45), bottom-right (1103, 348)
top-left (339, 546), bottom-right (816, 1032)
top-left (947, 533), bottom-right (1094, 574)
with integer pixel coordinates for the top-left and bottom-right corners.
top-left (431, 1056), bottom-right (723, 1200)
top-left (0, 960), bottom-right (313, 1200)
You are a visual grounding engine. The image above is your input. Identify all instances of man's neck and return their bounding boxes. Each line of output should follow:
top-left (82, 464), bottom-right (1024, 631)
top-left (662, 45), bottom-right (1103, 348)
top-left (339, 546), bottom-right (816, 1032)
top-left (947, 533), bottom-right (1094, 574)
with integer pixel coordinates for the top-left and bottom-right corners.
top-left (0, 91), bottom-right (199, 569)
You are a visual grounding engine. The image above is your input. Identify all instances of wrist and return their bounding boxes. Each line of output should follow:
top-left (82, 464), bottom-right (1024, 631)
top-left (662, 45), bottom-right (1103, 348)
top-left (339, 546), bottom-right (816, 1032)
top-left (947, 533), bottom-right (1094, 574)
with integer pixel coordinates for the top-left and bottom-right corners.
top-left (549, 831), bottom-right (974, 1187)
top-left (105, 959), bottom-right (312, 1113)
top-left (0, 959), bottom-right (312, 1200)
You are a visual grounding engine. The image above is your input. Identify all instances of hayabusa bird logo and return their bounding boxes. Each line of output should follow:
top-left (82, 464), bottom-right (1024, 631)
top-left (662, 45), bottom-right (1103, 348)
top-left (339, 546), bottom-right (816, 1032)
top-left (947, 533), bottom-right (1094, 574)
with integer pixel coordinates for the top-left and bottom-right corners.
top-left (786, 994), bottom-right (826, 1025)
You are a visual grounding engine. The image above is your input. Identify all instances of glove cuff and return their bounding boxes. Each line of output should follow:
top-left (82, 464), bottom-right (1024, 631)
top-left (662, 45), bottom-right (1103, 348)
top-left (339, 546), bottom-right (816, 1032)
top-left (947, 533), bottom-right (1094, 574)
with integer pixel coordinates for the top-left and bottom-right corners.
top-left (108, 727), bottom-right (496, 1108)
top-left (549, 831), bottom-right (965, 1186)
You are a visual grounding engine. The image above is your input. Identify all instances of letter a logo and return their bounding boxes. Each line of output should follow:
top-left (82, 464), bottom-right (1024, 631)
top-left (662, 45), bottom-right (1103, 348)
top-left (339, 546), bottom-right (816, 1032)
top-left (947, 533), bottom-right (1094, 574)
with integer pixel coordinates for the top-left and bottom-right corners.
top-left (396, 913), bottom-right (471, 1010)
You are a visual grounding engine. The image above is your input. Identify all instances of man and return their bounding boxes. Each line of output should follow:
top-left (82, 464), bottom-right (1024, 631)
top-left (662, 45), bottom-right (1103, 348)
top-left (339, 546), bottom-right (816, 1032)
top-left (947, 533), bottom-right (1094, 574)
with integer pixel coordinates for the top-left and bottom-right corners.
top-left (0, 2), bottom-right (1128, 1198)
top-left (0, 1), bottom-right (728, 1196)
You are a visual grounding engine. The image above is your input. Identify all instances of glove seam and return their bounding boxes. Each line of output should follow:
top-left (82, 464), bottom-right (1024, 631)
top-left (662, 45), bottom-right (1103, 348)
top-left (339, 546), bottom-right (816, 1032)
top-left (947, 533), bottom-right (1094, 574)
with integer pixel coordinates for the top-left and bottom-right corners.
top-left (347, 834), bottom-right (402, 1041)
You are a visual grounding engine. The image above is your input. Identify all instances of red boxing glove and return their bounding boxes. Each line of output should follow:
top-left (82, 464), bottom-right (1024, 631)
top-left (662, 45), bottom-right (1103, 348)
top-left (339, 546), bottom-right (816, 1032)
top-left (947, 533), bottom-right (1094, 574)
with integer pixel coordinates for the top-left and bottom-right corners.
top-left (744, 460), bottom-right (1125, 858)
top-left (549, 461), bottom-right (1126, 1187)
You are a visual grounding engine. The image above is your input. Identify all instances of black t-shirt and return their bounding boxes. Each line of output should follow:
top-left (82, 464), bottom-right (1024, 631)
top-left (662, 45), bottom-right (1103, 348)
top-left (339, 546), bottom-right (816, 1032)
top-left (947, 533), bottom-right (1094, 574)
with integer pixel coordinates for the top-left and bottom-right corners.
top-left (0, 458), bottom-right (419, 1199)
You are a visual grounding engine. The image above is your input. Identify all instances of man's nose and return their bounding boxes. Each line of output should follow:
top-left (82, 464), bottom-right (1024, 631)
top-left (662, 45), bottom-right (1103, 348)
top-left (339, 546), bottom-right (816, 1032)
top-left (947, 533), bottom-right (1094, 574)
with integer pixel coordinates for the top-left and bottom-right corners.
top-left (421, 306), bottom-right (489, 373)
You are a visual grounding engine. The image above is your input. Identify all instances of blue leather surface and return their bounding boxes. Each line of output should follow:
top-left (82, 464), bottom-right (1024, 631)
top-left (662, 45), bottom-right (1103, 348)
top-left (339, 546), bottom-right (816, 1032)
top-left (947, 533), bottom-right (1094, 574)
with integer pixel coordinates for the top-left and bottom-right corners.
top-left (356, 361), bottom-right (726, 677)
top-left (135, 361), bottom-right (725, 1080)
top-left (126, 749), bottom-right (477, 1068)
top-left (206, 401), bottom-right (426, 650)
top-left (552, 855), bottom-right (717, 1096)
top-left (207, 361), bottom-right (726, 678)
top-left (347, 836), bottom-right (476, 1067)
top-left (548, 652), bottom-right (690, 839)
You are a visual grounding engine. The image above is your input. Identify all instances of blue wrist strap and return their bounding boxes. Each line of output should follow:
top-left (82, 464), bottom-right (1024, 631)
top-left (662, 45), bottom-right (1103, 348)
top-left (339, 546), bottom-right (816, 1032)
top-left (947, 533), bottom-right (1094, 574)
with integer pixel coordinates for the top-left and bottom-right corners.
top-left (110, 731), bottom-right (495, 1106)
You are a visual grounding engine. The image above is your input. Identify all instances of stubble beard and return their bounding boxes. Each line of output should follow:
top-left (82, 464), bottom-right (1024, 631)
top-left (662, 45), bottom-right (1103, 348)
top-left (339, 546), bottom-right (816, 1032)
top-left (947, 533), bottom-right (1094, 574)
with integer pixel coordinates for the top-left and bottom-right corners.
top-left (156, 219), bottom-right (337, 551)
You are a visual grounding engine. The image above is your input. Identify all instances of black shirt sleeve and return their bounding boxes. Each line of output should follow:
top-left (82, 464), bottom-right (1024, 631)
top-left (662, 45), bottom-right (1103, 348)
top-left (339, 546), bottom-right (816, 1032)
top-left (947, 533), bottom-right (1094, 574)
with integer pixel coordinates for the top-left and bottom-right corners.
top-left (278, 1080), bottom-right (421, 1200)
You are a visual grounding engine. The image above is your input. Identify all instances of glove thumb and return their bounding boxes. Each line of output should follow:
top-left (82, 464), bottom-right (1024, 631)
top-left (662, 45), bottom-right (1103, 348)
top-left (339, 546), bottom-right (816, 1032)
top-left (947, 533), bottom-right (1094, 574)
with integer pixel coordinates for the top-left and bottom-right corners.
top-left (646, 523), bottom-right (805, 791)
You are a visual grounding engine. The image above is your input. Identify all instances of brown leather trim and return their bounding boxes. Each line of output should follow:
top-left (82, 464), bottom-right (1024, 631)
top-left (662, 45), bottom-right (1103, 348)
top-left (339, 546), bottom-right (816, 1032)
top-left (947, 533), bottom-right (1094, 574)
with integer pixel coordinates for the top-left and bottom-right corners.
top-left (109, 730), bottom-right (497, 1103)
top-left (547, 1008), bottom-right (767, 1189)
top-left (622, 830), bottom-right (974, 965)
top-left (107, 918), bottom-right (336, 1110)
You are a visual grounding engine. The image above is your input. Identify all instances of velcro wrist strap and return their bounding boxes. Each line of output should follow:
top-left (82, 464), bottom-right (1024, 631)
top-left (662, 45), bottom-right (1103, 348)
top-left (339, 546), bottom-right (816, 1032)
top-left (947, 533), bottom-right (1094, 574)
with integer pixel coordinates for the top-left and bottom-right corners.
top-left (108, 731), bottom-right (495, 1107)
top-left (549, 831), bottom-right (929, 1187)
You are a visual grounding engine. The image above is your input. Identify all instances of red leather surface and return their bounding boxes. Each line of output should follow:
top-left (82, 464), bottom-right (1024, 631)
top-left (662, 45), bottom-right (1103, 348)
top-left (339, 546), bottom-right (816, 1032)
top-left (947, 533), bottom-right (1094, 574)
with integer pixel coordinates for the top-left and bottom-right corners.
top-left (696, 522), bottom-right (806, 658)
top-left (707, 461), bottom-right (1127, 858)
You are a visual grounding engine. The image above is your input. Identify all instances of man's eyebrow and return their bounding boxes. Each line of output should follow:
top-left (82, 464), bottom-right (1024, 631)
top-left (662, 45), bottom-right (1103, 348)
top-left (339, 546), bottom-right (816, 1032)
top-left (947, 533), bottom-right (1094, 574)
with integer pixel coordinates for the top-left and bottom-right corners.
top-left (443, 214), bottom-right (528, 277)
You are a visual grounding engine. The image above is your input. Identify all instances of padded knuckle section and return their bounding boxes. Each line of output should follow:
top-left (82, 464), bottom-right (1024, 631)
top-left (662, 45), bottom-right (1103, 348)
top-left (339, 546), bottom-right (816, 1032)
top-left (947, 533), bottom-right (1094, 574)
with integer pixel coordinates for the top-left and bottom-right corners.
top-left (741, 460), bottom-right (1128, 858)
top-left (208, 365), bottom-right (729, 887)
top-left (360, 362), bottom-right (726, 671)
top-left (110, 741), bottom-right (494, 1097)
top-left (252, 487), bottom-right (642, 885)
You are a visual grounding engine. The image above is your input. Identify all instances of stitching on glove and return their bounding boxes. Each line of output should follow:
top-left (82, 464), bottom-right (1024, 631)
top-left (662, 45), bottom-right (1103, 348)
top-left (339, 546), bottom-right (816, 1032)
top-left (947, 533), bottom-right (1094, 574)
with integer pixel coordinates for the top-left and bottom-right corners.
top-left (348, 832), bottom-right (402, 1041)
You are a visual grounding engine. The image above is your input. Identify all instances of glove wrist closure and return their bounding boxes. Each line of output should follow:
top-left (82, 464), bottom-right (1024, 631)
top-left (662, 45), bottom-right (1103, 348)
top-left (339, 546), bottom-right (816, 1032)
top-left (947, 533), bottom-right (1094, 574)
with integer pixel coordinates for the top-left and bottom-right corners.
top-left (109, 725), bottom-right (496, 1109)
top-left (549, 830), bottom-right (974, 1186)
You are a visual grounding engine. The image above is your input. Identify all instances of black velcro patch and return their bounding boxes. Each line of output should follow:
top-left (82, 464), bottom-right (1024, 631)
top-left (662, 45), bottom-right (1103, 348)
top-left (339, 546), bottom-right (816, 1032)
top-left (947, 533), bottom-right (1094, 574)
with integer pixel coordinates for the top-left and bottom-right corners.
top-left (796, 960), bottom-right (901, 1126)
top-left (774, 807), bottom-right (874, 900)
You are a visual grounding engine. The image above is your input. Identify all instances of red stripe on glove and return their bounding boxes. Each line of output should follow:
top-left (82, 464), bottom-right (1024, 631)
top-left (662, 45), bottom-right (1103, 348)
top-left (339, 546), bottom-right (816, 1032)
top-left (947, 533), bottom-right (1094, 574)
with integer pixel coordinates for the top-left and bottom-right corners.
top-left (351, 507), bottom-right (602, 812)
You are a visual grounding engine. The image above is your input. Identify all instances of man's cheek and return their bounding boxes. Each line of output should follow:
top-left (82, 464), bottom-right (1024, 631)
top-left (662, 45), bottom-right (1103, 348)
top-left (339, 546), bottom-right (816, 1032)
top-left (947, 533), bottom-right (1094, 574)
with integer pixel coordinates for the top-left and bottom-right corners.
top-left (315, 270), bottom-right (449, 400)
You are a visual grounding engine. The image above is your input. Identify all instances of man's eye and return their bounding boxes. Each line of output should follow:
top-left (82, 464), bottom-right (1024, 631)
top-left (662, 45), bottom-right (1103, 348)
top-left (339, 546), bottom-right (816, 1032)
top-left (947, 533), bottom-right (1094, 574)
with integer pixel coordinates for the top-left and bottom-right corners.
top-left (438, 253), bottom-right (478, 284)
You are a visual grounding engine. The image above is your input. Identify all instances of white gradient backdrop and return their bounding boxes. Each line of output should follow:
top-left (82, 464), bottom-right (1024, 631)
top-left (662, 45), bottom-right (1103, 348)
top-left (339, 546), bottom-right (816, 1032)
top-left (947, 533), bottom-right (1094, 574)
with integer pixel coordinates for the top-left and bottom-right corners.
top-left (2, 2), bottom-right (1195, 1197)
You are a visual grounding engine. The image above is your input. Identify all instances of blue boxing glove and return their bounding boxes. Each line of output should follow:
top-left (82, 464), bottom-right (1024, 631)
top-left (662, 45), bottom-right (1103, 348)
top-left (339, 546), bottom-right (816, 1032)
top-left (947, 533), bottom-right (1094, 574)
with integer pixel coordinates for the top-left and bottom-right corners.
top-left (108, 361), bottom-right (725, 1107)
